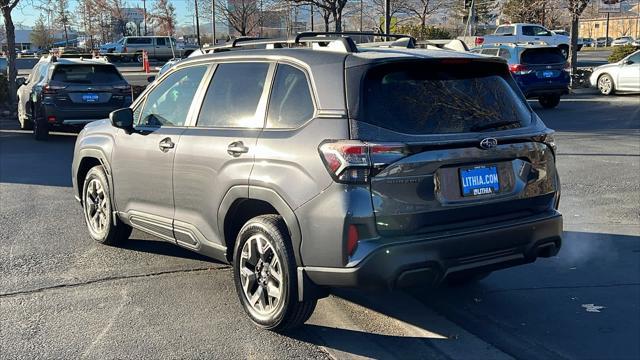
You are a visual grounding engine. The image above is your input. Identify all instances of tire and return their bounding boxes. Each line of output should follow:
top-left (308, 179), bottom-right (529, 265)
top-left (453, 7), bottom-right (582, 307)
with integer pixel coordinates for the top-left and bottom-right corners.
top-left (597, 74), bottom-right (615, 95)
top-left (233, 215), bottom-right (317, 331)
top-left (32, 108), bottom-right (49, 141)
top-left (538, 94), bottom-right (561, 109)
top-left (82, 166), bottom-right (132, 245)
top-left (136, 53), bottom-right (144, 63)
top-left (445, 271), bottom-right (492, 287)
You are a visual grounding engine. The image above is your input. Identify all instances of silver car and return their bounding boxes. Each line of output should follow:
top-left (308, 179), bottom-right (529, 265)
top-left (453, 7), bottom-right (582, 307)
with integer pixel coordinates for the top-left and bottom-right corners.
top-left (590, 50), bottom-right (640, 95)
top-left (611, 36), bottom-right (634, 47)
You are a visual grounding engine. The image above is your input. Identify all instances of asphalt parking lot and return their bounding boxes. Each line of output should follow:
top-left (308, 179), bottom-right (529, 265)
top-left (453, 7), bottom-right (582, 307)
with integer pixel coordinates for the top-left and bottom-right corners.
top-left (1, 87), bottom-right (639, 357)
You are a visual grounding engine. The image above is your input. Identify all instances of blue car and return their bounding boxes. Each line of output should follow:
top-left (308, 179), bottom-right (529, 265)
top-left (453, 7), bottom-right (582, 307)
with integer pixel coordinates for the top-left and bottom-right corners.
top-left (471, 44), bottom-right (570, 108)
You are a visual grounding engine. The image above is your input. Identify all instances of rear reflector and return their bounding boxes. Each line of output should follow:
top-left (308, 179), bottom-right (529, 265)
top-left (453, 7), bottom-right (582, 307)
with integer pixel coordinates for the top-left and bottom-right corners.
top-left (347, 225), bottom-right (359, 256)
top-left (47, 116), bottom-right (56, 123)
top-left (475, 37), bottom-right (485, 45)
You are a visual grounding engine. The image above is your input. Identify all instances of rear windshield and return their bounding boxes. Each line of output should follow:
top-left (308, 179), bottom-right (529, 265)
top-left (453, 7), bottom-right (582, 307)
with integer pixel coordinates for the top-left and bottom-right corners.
top-left (52, 65), bottom-right (123, 84)
top-left (521, 48), bottom-right (565, 64)
top-left (358, 61), bottom-right (531, 135)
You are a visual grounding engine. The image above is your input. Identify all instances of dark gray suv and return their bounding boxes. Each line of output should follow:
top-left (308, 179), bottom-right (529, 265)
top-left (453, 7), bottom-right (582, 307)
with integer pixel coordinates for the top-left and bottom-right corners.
top-left (72, 33), bottom-right (563, 331)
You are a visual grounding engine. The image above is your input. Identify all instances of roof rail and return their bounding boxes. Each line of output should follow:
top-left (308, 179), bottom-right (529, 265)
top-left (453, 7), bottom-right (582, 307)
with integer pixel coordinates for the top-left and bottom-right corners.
top-left (204, 32), bottom-right (417, 54)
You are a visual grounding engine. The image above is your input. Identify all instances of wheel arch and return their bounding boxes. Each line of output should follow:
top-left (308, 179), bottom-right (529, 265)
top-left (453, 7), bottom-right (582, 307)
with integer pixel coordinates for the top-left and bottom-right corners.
top-left (75, 149), bottom-right (113, 207)
top-left (218, 186), bottom-right (303, 266)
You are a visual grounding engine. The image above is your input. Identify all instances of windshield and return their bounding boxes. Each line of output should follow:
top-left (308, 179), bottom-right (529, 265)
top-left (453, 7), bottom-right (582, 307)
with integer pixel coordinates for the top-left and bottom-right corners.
top-left (357, 61), bottom-right (532, 135)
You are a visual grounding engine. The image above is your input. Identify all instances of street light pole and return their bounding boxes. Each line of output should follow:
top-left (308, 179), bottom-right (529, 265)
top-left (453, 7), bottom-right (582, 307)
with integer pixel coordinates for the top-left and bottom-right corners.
top-left (194, 0), bottom-right (201, 48)
top-left (212, 0), bottom-right (216, 44)
top-left (143, 0), bottom-right (147, 35)
top-left (384, 0), bottom-right (390, 35)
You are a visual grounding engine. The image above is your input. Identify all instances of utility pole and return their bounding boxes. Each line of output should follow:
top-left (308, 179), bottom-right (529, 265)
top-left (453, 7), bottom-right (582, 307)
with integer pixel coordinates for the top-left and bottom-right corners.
top-left (310, 4), bottom-right (313, 31)
top-left (194, 0), bottom-right (201, 47)
top-left (212, 0), bottom-right (216, 43)
top-left (384, 0), bottom-right (390, 34)
top-left (605, 12), bottom-right (610, 47)
top-left (360, 0), bottom-right (363, 32)
top-left (143, 0), bottom-right (147, 35)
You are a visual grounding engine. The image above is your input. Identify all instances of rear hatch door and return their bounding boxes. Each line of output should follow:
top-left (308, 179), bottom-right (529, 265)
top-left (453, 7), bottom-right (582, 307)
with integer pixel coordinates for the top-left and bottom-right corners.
top-left (50, 64), bottom-right (130, 109)
top-left (346, 58), bottom-right (558, 236)
top-left (519, 47), bottom-right (567, 82)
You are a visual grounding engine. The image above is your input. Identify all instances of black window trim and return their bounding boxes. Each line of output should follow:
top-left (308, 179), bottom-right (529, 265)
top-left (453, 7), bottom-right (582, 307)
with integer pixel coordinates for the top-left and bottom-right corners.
top-left (262, 61), bottom-right (319, 131)
top-left (187, 60), bottom-right (276, 130)
top-left (132, 63), bottom-right (212, 129)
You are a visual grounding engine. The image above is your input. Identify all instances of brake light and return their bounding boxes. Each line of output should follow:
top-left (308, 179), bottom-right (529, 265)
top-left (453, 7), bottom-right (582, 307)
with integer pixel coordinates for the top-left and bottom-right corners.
top-left (475, 37), bottom-right (484, 45)
top-left (564, 62), bottom-right (571, 72)
top-left (319, 141), bottom-right (407, 184)
top-left (42, 84), bottom-right (66, 94)
top-left (509, 64), bottom-right (533, 75)
top-left (47, 116), bottom-right (56, 123)
top-left (534, 133), bottom-right (557, 152)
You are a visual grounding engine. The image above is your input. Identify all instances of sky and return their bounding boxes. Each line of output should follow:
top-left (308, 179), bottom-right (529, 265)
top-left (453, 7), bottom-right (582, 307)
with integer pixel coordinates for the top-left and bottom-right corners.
top-left (9, 0), bottom-right (196, 29)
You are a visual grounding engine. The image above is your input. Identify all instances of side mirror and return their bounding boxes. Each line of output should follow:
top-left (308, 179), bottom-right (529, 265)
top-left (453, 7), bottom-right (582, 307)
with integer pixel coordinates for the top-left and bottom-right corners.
top-left (623, 59), bottom-right (634, 65)
top-left (16, 77), bottom-right (26, 87)
top-left (109, 108), bottom-right (134, 132)
top-left (147, 75), bottom-right (156, 83)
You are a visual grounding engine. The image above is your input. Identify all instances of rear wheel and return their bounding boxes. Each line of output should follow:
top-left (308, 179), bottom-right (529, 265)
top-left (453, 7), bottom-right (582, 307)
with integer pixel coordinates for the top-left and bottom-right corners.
top-left (233, 215), bottom-right (317, 331)
top-left (597, 74), bottom-right (615, 95)
top-left (136, 53), bottom-right (144, 63)
top-left (82, 166), bottom-right (132, 245)
top-left (538, 94), bottom-right (561, 108)
top-left (32, 108), bottom-right (49, 141)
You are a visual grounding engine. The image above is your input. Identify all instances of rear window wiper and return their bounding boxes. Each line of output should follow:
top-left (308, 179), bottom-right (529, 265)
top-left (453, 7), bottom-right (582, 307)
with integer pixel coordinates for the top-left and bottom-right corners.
top-left (470, 120), bottom-right (521, 132)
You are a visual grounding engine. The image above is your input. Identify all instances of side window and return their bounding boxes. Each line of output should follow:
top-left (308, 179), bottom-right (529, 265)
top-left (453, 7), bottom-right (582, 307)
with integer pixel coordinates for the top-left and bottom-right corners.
top-left (196, 62), bottom-right (270, 128)
top-left (498, 48), bottom-right (511, 60)
top-left (267, 65), bottom-right (314, 129)
top-left (534, 26), bottom-right (551, 36)
top-left (627, 53), bottom-right (640, 63)
top-left (481, 48), bottom-right (499, 56)
top-left (137, 65), bottom-right (207, 127)
top-left (156, 38), bottom-right (166, 46)
top-left (522, 26), bottom-right (535, 36)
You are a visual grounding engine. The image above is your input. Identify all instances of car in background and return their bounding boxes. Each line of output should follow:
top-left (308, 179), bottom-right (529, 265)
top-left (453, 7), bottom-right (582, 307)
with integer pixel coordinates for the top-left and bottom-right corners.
top-left (612, 36), bottom-right (634, 47)
top-left (112, 36), bottom-right (198, 62)
top-left (582, 37), bottom-right (594, 47)
top-left (632, 39), bottom-right (640, 48)
top-left (99, 39), bottom-right (123, 55)
top-left (590, 50), bottom-right (640, 95)
top-left (552, 30), bottom-right (583, 50)
top-left (595, 37), bottom-right (613, 47)
top-left (17, 56), bottom-right (132, 140)
top-left (471, 44), bottom-right (570, 108)
top-left (0, 57), bottom-right (7, 76)
top-left (465, 23), bottom-right (571, 58)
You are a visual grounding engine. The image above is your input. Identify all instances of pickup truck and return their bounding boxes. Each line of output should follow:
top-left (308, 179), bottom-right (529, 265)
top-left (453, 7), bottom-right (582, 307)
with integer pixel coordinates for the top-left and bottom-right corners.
top-left (101, 36), bottom-right (199, 63)
top-left (460, 23), bottom-right (571, 58)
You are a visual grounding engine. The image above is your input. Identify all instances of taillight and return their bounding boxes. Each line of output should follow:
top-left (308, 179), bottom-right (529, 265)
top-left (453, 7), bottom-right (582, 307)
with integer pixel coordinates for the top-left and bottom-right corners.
top-left (534, 133), bottom-right (557, 153)
top-left (318, 141), bottom-right (407, 184)
top-left (42, 84), bottom-right (66, 94)
top-left (114, 84), bottom-right (131, 91)
top-left (509, 64), bottom-right (533, 75)
top-left (563, 62), bottom-right (571, 72)
top-left (475, 37), bottom-right (484, 45)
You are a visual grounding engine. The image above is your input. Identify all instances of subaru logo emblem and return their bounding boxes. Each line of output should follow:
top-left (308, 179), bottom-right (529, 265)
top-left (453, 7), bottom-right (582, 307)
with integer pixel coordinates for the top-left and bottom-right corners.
top-left (480, 138), bottom-right (498, 149)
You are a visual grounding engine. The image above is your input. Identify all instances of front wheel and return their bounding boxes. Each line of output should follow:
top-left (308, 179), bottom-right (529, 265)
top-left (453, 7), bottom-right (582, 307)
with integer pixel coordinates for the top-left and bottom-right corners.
top-left (538, 94), bottom-right (561, 109)
top-left (597, 74), bottom-right (615, 95)
top-left (233, 215), bottom-right (317, 331)
top-left (32, 108), bottom-right (49, 141)
top-left (82, 166), bottom-right (132, 245)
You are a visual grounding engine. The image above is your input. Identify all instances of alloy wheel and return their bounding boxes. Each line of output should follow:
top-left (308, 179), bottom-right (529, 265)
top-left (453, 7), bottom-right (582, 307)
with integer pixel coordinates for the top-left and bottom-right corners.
top-left (84, 179), bottom-right (109, 234)
top-left (598, 76), bottom-right (612, 94)
top-left (239, 234), bottom-right (284, 317)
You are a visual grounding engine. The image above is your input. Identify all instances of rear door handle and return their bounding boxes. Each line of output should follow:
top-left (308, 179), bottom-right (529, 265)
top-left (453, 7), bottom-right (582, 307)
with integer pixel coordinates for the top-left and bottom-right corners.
top-left (159, 137), bottom-right (175, 152)
top-left (227, 141), bottom-right (249, 156)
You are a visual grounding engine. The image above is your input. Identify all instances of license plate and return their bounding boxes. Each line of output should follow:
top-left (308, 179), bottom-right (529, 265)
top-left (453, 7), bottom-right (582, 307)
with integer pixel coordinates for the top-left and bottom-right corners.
top-left (82, 93), bottom-right (99, 102)
top-left (460, 166), bottom-right (500, 197)
top-left (543, 70), bottom-right (554, 78)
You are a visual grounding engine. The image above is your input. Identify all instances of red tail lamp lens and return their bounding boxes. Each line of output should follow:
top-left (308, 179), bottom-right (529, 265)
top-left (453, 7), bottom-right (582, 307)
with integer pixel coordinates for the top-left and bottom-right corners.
top-left (347, 224), bottom-right (359, 256)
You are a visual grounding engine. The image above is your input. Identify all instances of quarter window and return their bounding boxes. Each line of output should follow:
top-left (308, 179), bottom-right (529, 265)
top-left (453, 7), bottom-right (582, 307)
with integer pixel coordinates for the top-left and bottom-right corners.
top-left (266, 65), bottom-right (314, 129)
top-left (137, 65), bottom-right (207, 127)
top-left (196, 63), bottom-right (270, 128)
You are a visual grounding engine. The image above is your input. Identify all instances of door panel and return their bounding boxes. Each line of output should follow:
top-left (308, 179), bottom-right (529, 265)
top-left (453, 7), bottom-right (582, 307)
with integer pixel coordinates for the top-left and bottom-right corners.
top-left (618, 63), bottom-right (640, 91)
top-left (172, 62), bottom-right (273, 251)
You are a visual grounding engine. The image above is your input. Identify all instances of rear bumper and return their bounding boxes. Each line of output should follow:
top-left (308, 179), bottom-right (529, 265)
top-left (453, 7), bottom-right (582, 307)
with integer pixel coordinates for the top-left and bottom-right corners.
top-left (303, 211), bottom-right (562, 290)
top-left (42, 103), bottom-right (129, 125)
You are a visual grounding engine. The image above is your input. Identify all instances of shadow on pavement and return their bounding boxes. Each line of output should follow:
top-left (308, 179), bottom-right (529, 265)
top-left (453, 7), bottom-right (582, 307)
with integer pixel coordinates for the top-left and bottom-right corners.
top-left (0, 129), bottom-right (76, 187)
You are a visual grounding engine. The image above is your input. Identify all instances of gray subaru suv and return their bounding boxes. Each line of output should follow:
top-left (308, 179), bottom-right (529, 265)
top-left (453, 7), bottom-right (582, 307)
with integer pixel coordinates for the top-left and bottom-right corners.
top-left (72, 33), bottom-right (563, 331)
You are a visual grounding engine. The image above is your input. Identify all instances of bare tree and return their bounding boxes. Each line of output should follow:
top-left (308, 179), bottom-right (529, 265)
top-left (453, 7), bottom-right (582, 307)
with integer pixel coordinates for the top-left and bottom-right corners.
top-left (402, 0), bottom-right (449, 28)
top-left (216, 0), bottom-right (261, 36)
top-left (501, 0), bottom-right (548, 24)
top-left (30, 15), bottom-right (53, 49)
top-left (55, 0), bottom-right (71, 44)
top-left (567, 0), bottom-right (590, 74)
top-left (151, 0), bottom-right (177, 35)
top-left (288, 0), bottom-right (348, 31)
top-left (1, 0), bottom-right (20, 104)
